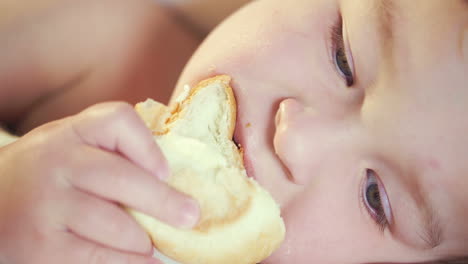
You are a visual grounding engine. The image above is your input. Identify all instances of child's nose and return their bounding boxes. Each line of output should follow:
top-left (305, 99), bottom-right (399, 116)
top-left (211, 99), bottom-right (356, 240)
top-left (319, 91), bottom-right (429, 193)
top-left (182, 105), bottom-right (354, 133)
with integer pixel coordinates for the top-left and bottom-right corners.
top-left (273, 98), bottom-right (317, 185)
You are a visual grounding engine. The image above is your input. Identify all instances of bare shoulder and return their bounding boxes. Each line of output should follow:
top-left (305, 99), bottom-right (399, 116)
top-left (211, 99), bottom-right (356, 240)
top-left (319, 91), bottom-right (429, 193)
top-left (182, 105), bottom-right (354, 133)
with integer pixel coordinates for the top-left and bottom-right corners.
top-left (0, 0), bottom-right (201, 133)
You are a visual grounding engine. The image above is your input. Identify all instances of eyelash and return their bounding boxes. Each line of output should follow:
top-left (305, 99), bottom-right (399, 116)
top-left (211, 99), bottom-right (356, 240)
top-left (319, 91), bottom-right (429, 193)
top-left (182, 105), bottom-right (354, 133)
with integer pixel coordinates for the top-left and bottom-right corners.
top-left (360, 169), bottom-right (390, 232)
top-left (330, 15), bottom-right (355, 87)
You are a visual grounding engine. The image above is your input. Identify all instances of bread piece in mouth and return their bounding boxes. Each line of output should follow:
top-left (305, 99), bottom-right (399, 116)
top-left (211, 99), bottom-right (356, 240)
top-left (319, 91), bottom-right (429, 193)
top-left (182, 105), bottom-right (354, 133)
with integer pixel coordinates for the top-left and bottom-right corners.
top-left (129, 75), bottom-right (285, 264)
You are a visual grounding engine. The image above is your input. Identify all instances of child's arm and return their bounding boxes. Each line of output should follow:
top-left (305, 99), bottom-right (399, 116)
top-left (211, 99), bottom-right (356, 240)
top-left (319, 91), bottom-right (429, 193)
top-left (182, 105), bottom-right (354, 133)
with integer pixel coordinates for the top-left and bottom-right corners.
top-left (0, 2), bottom-right (202, 263)
top-left (0, 0), bottom-right (58, 29)
top-left (0, 0), bottom-right (201, 133)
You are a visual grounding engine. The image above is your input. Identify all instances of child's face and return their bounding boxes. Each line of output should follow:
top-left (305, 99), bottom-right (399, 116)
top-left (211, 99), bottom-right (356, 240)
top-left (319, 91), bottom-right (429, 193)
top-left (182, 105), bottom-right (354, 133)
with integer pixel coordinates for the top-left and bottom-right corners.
top-left (175, 0), bottom-right (468, 263)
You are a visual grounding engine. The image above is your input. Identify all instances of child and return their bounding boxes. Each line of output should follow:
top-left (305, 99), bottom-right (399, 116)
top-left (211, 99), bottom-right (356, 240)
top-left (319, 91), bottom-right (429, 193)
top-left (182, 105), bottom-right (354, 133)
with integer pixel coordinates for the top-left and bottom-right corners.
top-left (0, 0), bottom-right (467, 263)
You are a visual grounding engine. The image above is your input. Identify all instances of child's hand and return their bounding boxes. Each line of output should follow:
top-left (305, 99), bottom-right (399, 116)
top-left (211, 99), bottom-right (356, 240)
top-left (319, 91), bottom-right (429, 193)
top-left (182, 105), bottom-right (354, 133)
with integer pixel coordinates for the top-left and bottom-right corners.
top-left (0, 102), bottom-right (199, 264)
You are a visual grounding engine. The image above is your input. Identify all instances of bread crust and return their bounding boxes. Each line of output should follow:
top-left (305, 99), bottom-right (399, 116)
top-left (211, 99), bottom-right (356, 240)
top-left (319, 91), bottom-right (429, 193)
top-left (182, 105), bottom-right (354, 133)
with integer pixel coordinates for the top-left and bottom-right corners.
top-left (131, 75), bottom-right (284, 264)
top-left (166, 75), bottom-right (236, 139)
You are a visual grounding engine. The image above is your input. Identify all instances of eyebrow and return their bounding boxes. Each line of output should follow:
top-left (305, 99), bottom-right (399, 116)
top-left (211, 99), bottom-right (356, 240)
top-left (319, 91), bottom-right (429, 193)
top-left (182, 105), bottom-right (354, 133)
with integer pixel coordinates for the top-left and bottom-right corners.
top-left (374, 0), bottom-right (444, 250)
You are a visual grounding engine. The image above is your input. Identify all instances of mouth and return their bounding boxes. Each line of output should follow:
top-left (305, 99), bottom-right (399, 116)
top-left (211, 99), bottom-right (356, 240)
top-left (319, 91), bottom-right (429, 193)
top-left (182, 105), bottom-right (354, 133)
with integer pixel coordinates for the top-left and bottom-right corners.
top-left (233, 117), bottom-right (256, 181)
top-left (231, 84), bottom-right (258, 182)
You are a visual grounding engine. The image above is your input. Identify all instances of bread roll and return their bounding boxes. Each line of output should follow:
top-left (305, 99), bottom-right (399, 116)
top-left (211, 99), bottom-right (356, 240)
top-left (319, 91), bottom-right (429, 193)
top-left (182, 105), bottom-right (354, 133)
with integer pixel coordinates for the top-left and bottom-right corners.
top-left (129, 75), bottom-right (285, 264)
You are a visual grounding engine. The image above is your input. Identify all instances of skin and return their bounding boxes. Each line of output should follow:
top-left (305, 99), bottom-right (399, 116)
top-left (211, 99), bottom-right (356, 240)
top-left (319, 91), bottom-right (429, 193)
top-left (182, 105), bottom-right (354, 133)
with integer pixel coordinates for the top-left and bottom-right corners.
top-left (175, 0), bottom-right (468, 263)
top-left (0, 0), bottom-right (201, 132)
top-left (1, 0), bottom-right (467, 263)
top-left (0, 102), bottom-right (200, 264)
top-left (0, 0), bottom-right (203, 263)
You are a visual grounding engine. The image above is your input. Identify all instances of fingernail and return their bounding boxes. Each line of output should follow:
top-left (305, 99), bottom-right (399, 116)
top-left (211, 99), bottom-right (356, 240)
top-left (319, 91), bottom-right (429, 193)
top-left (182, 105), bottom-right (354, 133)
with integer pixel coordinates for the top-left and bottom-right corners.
top-left (177, 198), bottom-right (200, 229)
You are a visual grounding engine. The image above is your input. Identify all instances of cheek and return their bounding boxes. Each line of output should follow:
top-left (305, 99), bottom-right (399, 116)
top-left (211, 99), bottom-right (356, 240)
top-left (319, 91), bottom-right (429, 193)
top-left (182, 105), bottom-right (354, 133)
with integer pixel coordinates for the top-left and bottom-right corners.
top-left (266, 178), bottom-right (361, 263)
top-left (177, 0), bottom-right (338, 98)
top-left (265, 165), bottom-right (378, 263)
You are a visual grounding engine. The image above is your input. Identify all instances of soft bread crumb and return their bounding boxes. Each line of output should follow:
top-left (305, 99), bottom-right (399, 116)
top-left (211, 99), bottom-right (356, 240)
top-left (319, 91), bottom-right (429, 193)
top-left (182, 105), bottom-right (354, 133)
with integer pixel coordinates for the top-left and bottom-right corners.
top-left (130, 75), bottom-right (285, 264)
top-left (135, 99), bottom-right (170, 133)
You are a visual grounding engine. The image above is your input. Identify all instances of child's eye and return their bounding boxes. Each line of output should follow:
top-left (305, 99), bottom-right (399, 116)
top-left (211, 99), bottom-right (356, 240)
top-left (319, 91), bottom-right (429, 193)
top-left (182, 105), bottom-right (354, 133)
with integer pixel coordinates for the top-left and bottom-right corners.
top-left (331, 16), bottom-right (355, 87)
top-left (362, 169), bottom-right (392, 231)
top-left (335, 47), bottom-right (353, 85)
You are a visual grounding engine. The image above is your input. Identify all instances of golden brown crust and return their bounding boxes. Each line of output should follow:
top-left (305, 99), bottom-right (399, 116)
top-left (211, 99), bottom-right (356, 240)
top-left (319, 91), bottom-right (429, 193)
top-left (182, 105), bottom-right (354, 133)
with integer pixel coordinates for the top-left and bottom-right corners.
top-left (131, 75), bottom-right (284, 264)
top-left (152, 219), bottom-right (283, 264)
top-left (166, 75), bottom-right (236, 138)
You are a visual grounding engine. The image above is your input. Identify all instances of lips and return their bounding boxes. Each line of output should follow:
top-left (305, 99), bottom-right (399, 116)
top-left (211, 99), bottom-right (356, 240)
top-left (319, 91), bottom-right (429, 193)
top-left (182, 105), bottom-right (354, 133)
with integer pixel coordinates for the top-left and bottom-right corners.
top-left (242, 145), bottom-right (256, 181)
top-left (233, 113), bottom-right (257, 181)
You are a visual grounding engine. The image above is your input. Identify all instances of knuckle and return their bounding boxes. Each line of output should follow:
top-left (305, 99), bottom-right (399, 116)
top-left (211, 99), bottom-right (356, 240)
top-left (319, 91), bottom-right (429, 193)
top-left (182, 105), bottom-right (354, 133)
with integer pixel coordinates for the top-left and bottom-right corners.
top-left (109, 101), bottom-right (134, 114)
top-left (88, 101), bottom-right (133, 118)
top-left (102, 102), bottom-right (138, 126)
top-left (78, 101), bottom-right (138, 133)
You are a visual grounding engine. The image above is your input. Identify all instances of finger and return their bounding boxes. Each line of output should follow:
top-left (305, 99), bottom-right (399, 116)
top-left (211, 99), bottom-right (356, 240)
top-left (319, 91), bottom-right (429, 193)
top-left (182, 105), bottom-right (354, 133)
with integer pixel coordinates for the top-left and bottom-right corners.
top-left (65, 189), bottom-right (152, 254)
top-left (71, 102), bottom-right (169, 180)
top-left (70, 145), bottom-right (199, 229)
top-left (63, 232), bottom-right (161, 264)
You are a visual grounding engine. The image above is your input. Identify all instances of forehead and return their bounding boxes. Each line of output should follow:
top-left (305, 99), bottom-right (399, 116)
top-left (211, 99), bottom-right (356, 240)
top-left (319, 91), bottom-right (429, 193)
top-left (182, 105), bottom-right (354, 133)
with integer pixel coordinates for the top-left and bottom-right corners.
top-left (358, 0), bottom-right (468, 253)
